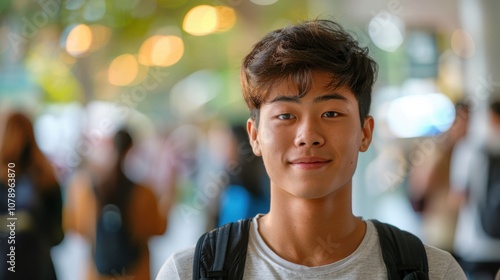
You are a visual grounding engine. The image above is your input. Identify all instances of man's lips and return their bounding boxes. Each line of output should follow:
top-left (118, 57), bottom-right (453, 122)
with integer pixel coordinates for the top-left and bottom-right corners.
top-left (289, 157), bottom-right (331, 169)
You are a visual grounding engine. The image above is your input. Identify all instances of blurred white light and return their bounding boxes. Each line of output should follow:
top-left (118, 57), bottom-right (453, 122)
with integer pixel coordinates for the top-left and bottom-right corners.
top-left (250, 0), bottom-right (278, 5)
top-left (35, 114), bottom-right (62, 155)
top-left (170, 70), bottom-right (222, 116)
top-left (34, 103), bottom-right (85, 159)
top-left (368, 14), bottom-right (405, 52)
top-left (386, 93), bottom-right (455, 138)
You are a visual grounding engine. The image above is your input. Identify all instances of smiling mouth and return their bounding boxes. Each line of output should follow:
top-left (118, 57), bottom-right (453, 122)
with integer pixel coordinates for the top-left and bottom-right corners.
top-left (289, 158), bottom-right (332, 170)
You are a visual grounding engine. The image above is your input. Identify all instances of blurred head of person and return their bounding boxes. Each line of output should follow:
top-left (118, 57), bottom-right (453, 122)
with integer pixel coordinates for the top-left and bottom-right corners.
top-left (0, 111), bottom-right (58, 190)
top-left (94, 127), bottom-right (135, 206)
top-left (85, 127), bottom-right (134, 176)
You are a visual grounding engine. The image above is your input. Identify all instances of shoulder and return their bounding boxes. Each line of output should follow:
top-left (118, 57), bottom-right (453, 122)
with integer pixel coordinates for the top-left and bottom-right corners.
top-left (425, 244), bottom-right (467, 279)
top-left (156, 247), bottom-right (195, 280)
top-left (128, 183), bottom-right (166, 232)
top-left (130, 184), bottom-right (159, 207)
top-left (369, 221), bottom-right (466, 279)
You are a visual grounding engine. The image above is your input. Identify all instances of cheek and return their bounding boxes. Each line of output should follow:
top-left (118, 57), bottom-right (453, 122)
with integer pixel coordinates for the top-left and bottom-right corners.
top-left (258, 128), bottom-right (287, 173)
top-left (339, 138), bottom-right (361, 166)
top-left (259, 124), bottom-right (285, 150)
top-left (259, 136), bottom-right (282, 157)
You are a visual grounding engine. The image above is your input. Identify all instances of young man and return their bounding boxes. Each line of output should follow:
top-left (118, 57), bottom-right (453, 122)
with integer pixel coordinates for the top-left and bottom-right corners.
top-left (157, 19), bottom-right (466, 279)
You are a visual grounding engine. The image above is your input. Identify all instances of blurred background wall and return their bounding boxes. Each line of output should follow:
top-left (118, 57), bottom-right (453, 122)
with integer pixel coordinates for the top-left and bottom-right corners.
top-left (1, 0), bottom-right (500, 279)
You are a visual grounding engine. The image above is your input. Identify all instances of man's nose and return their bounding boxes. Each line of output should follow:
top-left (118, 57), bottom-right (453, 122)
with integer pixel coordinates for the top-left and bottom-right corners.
top-left (294, 118), bottom-right (325, 147)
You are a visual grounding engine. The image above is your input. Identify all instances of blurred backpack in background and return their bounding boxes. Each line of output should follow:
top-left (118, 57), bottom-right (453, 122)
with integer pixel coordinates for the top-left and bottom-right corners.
top-left (93, 177), bottom-right (140, 275)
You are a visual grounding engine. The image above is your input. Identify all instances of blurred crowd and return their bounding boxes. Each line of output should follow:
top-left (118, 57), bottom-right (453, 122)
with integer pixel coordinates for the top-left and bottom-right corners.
top-left (0, 107), bottom-right (270, 280)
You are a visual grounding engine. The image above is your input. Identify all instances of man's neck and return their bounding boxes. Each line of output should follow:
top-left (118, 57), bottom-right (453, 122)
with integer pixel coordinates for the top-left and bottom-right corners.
top-left (257, 184), bottom-right (366, 266)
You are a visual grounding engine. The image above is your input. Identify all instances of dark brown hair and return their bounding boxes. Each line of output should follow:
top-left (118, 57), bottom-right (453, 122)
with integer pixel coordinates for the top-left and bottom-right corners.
top-left (0, 112), bottom-right (58, 190)
top-left (240, 19), bottom-right (378, 125)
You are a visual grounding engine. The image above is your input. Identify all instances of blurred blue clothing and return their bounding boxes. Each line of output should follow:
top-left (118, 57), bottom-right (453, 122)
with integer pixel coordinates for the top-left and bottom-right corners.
top-left (218, 184), bottom-right (270, 227)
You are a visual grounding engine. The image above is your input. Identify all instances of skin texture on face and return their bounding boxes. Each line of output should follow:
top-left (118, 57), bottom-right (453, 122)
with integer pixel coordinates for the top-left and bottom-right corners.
top-left (247, 71), bottom-right (374, 201)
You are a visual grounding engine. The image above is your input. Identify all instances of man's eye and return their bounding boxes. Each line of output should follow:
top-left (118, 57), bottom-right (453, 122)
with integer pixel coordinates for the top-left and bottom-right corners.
top-left (278, 114), bottom-right (294, 120)
top-left (322, 111), bottom-right (339, 118)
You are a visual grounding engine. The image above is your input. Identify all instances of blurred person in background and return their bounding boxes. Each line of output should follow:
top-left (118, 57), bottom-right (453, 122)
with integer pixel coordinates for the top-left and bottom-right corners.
top-left (216, 124), bottom-right (270, 226)
top-left (0, 111), bottom-right (64, 280)
top-left (408, 100), bottom-right (470, 254)
top-left (64, 127), bottom-right (168, 280)
top-left (452, 99), bottom-right (500, 280)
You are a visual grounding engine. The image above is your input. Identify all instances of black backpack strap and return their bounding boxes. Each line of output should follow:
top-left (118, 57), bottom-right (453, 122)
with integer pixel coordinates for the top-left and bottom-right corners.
top-left (193, 218), bottom-right (252, 280)
top-left (372, 220), bottom-right (429, 280)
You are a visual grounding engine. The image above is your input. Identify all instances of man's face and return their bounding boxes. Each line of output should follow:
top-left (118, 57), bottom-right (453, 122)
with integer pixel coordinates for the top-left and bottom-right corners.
top-left (247, 71), bottom-right (374, 199)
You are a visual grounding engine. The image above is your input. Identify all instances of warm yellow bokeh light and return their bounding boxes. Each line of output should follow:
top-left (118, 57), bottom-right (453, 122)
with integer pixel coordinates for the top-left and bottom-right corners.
top-left (451, 29), bottom-right (475, 59)
top-left (138, 35), bottom-right (184, 67)
top-left (215, 6), bottom-right (236, 32)
top-left (66, 24), bottom-right (92, 57)
top-left (138, 36), bottom-right (157, 66)
top-left (153, 36), bottom-right (184, 66)
top-left (183, 5), bottom-right (218, 36)
top-left (108, 54), bottom-right (139, 86)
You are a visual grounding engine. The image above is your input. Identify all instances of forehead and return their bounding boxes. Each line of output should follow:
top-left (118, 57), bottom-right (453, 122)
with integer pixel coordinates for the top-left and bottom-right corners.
top-left (264, 71), bottom-right (356, 102)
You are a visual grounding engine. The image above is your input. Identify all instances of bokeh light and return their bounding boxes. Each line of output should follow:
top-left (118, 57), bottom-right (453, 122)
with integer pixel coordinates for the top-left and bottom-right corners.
top-left (250, 0), bottom-right (279, 5)
top-left (183, 5), bottom-right (218, 36)
top-left (451, 29), bottom-right (475, 58)
top-left (368, 15), bottom-right (405, 52)
top-left (170, 69), bottom-right (222, 116)
top-left (138, 36), bottom-right (157, 66)
top-left (215, 6), bottom-right (237, 32)
top-left (386, 93), bottom-right (455, 138)
top-left (108, 54), bottom-right (139, 86)
top-left (65, 24), bottom-right (92, 57)
top-left (138, 35), bottom-right (184, 67)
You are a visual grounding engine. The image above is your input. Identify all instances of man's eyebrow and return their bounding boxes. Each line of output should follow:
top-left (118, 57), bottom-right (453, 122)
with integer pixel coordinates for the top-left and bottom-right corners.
top-left (313, 93), bottom-right (349, 103)
top-left (268, 93), bottom-right (349, 104)
top-left (269, 95), bottom-right (301, 103)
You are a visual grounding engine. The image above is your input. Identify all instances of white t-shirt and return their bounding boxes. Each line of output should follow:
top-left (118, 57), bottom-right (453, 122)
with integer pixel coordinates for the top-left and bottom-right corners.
top-left (156, 217), bottom-right (466, 279)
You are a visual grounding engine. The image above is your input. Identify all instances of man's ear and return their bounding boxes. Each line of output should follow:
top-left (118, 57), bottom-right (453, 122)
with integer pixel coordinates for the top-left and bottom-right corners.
top-left (359, 116), bottom-right (374, 152)
top-left (247, 118), bottom-right (262, 156)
